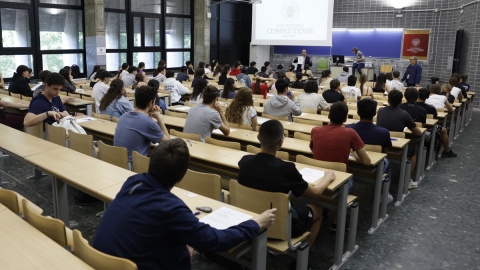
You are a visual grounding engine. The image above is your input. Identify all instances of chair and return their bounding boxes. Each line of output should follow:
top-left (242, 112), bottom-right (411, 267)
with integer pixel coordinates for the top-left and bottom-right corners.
top-left (21, 95), bottom-right (32, 101)
top-left (262, 113), bottom-right (289, 121)
top-left (82, 96), bottom-right (96, 112)
top-left (45, 124), bottom-right (68, 147)
top-left (227, 122), bottom-right (255, 131)
top-left (292, 118), bottom-right (322, 126)
top-left (112, 116), bottom-right (120, 123)
top-left (205, 137), bottom-right (241, 150)
top-left (320, 110), bottom-right (329, 116)
top-left (68, 93), bottom-right (82, 98)
top-left (246, 145), bottom-right (290, 161)
top-left (0, 188), bottom-right (20, 214)
top-left (316, 59), bottom-right (329, 71)
top-left (166, 110), bottom-right (187, 118)
top-left (379, 65), bottom-right (393, 73)
top-left (10, 93), bottom-right (21, 98)
top-left (436, 108), bottom-right (445, 112)
top-left (25, 123), bottom-right (44, 139)
top-left (294, 132), bottom-right (311, 141)
top-left (69, 131), bottom-right (97, 157)
top-left (170, 129), bottom-right (201, 141)
top-left (252, 94), bottom-right (264, 99)
top-left (97, 140), bottom-right (130, 169)
top-left (132, 151), bottom-right (150, 173)
top-left (176, 169), bottom-right (224, 202)
top-left (364, 144), bottom-right (382, 153)
top-left (92, 112), bottom-right (111, 121)
top-left (296, 155), bottom-right (347, 172)
top-left (427, 114), bottom-right (434, 119)
top-left (301, 109), bottom-right (318, 114)
top-left (415, 122), bottom-right (424, 128)
top-left (73, 229), bottom-right (137, 270)
top-left (389, 131), bottom-right (406, 138)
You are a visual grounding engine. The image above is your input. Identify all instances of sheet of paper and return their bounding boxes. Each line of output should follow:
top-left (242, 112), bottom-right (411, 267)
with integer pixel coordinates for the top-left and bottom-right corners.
top-left (299, 168), bottom-right (325, 183)
top-left (75, 89), bottom-right (86, 93)
top-left (349, 153), bottom-right (356, 159)
top-left (199, 206), bottom-right (253, 230)
top-left (256, 117), bottom-right (269, 124)
top-left (300, 113), bottom-right (309, 116)
top-left (31, 83), bottom-right (43, 91)
top-left (175, 106), bottom-right (190, 111)
top-left (184, 192), bottom-right (198, 198)
top-left (212, 128), bottom-right (236, 135)
top-left (75, 117), bottom-right (95, 123)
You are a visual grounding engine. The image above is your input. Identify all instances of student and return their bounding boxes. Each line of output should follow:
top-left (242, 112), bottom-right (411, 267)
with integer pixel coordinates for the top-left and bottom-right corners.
top-left (59, 68), bottom-right (76, 93)
top-left (458, 74), bottom-right (470, 92)
top-left (197, 62), bottom-right (212, 80)
top-left (341, 75), bottom-right (362, 101)
top-left (132, 73), bottom-right (147, 90)
top-left (298, 81), bottom-right (329, 113)
top-left (359, 74), bottom-right (374, 98)
top-left (256, 66), bottom-right (269, 78)
top-left (99, 79), bottom-right (134, 119)
top-left (246, 61), bottom-right (258, 75)
top-left (372, 73), bottom-right (391, 93)
top-left (337, 66), bottom-right (349, 82)
top-left (34, 70), bottom-right (52, 95)
top-left (114, 86), bottom-right (170, 160)
top-left (271, 71), bottom-right (290, 88)
top-left (24, 73), bottom-right (70, 127)
top-left (376, 90), bottom-right (422, 188)
top-left (147, 79), bottom-right (168, 114)
top-left (272, 64), bottom-right (284, 79)
top-left (447, 76), bottom-right (463, 103)
top-left (220, 78), bottom-right (236, 99)
top-left (291, 72), bottom-right (305, 89)
top-left (164, 70), bottom-right (190, 105)
top-left (189, 78), bottom-right (208, 104)
top-left (229, 63), bottom-right (241, 76)
top-left (236, 67), bottom-right (252, 88)
top-left (153, 66), bottom-right (167, 84)
top-left (92, 71), bottom-right (112, 113)
top-left (218, 64), bottom-right (230, 85)
top-left (8, 65), bottom-right (33, 97)
top-left (389, 71), bottom-right (404, 91)
top-left (184, 85), bottom-right (230, 142)
top-left (264, 61), bottom-right (273, 76)
top-left (186, 61), bottom-right (195, 75)
top-left (286, 65), bottom-right (296, 80)
top-left (152, 60), bottom-right (166, 77)
top-left (302, 64), bottom-right (314, 79)
top-left (426, 84), bottom-right (453, 112)
top-left (451, 73), bottom-right (468, 99)
top-left (417, 87), bottom-right (457, 157)
top-left (225, 87), bottom-right (258, 131)
top-left (386, 72), bottom-right (393, 86)
top-left (191, 68), bottom-right (206, 88)
top-left (176, 66), bottom-right (191, 83)
top-left (212, 64), bottom-right (223, 78)
top-left (89, 65), bottom-right (100, 83)
top-left (121, 66), bottom-right (138, 87)
top-left (90, 68), bottom-right (105, 87)
top-left (251, 76), bottom-right (275, 99)
top-left (264, 79), bottom-right (301, 121)
top-left (399, 87), bottom-right (427, 124)
top-left (322, 79), bottom-right (346, 104)
top-left (114, 63), bottom-right (129, 79)
top-left (320, 70), bottom-right (332, 84)
top-left (352, 47), bottom-right (366, 75)
top-left (238, 119), bottom-right (335, 248)
top-left (205, 63), bottom-right (212, 74)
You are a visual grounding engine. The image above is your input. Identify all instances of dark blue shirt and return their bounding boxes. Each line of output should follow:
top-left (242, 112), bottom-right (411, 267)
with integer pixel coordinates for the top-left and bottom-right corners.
top-left (402, 63), bottom-right (422, 85)
top-left (346, 122), bottom-right (392, 149)
top-left (93, 173), bottom-right (259, 270)
top-left (176, 72), bottom-right (190, 83)
top-left (27, 93), bottom-right (67, 125)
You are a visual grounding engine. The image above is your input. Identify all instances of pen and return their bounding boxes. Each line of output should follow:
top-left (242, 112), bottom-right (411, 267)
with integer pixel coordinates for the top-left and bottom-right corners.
top-left (194, 211), bottom-right (201, 216)
top-left (391, 138), bottom-right (398, 141)
top-left (186, 140), bottom-right (193, 146)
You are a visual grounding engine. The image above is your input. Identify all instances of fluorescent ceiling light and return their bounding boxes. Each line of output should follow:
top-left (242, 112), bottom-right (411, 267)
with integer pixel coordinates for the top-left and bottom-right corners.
top-left (386, 0), bottom-right (416, 9)
top-left (375, 28), bottom-right (404, 31)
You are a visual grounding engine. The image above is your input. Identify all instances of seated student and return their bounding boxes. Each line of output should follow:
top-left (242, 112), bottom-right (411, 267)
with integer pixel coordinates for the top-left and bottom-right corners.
top-left (458, 74), bottom-right (470, 92)
top-left (238, 119), bottom-right (335, 248)
top-left (417, 87), bottom-right (457, 157)
top-left (164, 70), bottom-right (190, 105)
top-left (229, 63), bottom-right (241, 76)
top-left (272, 64), bottom-right (284, 79)
top-left (212, 64), bottom-right (223, 78)
top-left (400, 87), bottom-right (427, 124)
top-left (121, 66), bottom-right (138, 87)
top-left (359, 74), bottom-right (374, 98)
top-left (372, 73), bottom-right (391, 93)
top-left (197, 62), bottom-right (213, 81)
top-left (114, 86), bottom-right (170, 160)
top-left (341, 75), bottom-right (362, 101)
top-left (24, 73), bottom-right (70, 127)
top-left (8, 65), bottom-right (33, 97)
top-left (34, 70), bottom-right (52, 96)
top-left (147, 79), bottom-right (168, 114)
top-left (90, 68), bottom-right (105, 87)
top-left (447, 76), bottom-right (463, 103)
top-left (389, 71), bottom-right (405, 91)
top-left (246, 61), bottom-right (258, 75)
top-left (89, 65), bottom-right (101, 86)
top-left (114, 63), bottom-right (129, 80)
top-left (322, 79), bottom-right (346, 104)
top-left (93, 138), bottom-right (276, 270)
top-left (264, 61), bottom-right (273, 76)
top-left (186, 61), bottom-right (195, 75)
top-left (225, 87), bottom-right (258, 131)
top-left (252, 76), bottom-right (275, 99)
top-left (189, 79), bottom-right (208, 104)
top-left (184, 85), bottom-right (230, 142)
top-left (320, 70), bottom-right (333, 84)
top-left (220, 78), bottom-right (236, 99)
top-left (132, 73), bottom-right (147, 90)
top-left (376, 90), bottom-right (422, 188)
top-left (291, 72), bottom-right (305, 89)
top-left (153, 66), bottom-right (167, 84)
top-left (137, 62), bottom-right (146, 81)
top-left (271, 72), bottom-right (290, 91)
top-left (451, 73), bottom-right (468, 98)
top-left (236, 67), bottom-right (252, 88)
top-left (92, 71), bottom-right (113, 113)
top-left (218, 64), bottom-right (230, 85)
top-left (191, 68), bottom-right (206, 88)
top-left (264, 79), bottom-right (301, 121)
top-left (298, 81), bottom-right (329, 113)
top-left (177, 66), bottom-right (191, 83)
top-left (99, 79), bottom-right (134, 119)
top-left (386, 72), bottom-right (393, 86)
top-left (426, 84), bottom-right (453, 112)
top-left (256, 66), bottom-right (270, 79)
top-left (337, 66), bottom-right (349, 83)
top-left (59, 68), bottom-right (76, 93)
top-left (310, 102), bottom-right (371, 192)
top-left (205, 63), bottom-right (212, 74)
top-left (302, 64), bottom-right (315, 79)
top-left (286, 65), bottom-right (296, 80)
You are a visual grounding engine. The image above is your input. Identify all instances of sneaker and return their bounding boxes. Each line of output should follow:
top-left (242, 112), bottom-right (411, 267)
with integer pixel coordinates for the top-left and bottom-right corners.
top-left (408, 181), bottom-right (418, 189)
top-left (442, 149), bottom-right (457, 157)
top-left (387, 193), bottom-right (394, 204)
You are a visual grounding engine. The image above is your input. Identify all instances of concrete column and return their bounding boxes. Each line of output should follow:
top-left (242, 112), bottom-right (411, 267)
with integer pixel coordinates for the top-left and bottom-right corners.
top-left (84, 0), bottom-right (106, 76)
top-left (193, 0), bottom-right (210, 66)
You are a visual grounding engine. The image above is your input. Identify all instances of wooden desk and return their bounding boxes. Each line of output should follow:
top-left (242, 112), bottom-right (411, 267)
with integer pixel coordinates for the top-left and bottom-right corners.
top-left (59, 95), bottom-right (94, 116)
top-left (0, 209), bottom-right (94, 269)
top-left (0, 94), bottom-right (30, 113)
top-left (74, 89), bottom-right (93, 97)
top-left (0, 203), bottom-right (8, 212)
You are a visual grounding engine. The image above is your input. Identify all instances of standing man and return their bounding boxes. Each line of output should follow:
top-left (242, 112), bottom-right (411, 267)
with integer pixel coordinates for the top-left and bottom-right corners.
top-left (351, 47), bottom-right (365, 76)
top-left (293, 50), bottom-right (313, 73)
top-left (402, 56), bottom-right (422, 87)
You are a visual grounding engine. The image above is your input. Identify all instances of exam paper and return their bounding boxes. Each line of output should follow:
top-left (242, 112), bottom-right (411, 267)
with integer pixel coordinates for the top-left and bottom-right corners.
top-left (299, 168), bottom-right (325, 183)
top-left (175, 106), bottom-right (190, 111)
top-left (199, 206), bottom-right (253, 230)
top-left (256, 117), bottom-right (269, 124)
top-left (212, 128), bottom-right (236, 135)
top-left (75, 117), bottom-right (95, 123)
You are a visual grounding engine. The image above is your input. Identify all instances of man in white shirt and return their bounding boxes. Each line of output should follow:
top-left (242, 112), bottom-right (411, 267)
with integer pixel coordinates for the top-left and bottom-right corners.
top-left (425, 84), bottom-right (453, 112)
top-left (389, 71), bottom-right (405, 91)
top-left (121, 66), bottom-right (138, 87)
top-left (205, 64), bottom-right (212, 74)
top-left (163, 70), bottom-right (190, 105)
top-left (341, 75), bottom-right (362, 100)
top-left (92, 71), bottom-right (112, 112)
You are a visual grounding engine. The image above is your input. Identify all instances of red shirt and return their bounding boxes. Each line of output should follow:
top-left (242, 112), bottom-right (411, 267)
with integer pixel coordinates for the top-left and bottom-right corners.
top-left (229, 68), bottom-right (241, 76)
top-left (309, 124), bottom-right (365, 170)
top-left (251, 83), bottom-right (268, 99)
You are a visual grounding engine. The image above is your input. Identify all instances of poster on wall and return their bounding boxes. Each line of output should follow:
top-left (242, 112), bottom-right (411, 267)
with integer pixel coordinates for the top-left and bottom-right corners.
top-left (402, 29), bottom-right (431, 60)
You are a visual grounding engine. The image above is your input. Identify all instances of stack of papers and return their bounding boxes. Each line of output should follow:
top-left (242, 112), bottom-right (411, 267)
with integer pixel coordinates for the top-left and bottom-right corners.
top-left (299, 168), bottom-right (325, 183)
top-left (199, 207), bottom-right (253, 230)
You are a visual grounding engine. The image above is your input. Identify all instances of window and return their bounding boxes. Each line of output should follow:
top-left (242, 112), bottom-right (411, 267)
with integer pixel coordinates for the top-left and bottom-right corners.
top-left (39, 0), bottom-right (81, 5)
top-left (166, 51), bottom-right (190, 69)
top-left (131, 0), bottom-right (162, 14)
top-left (133, 52), bottom-right (161, 69)
top-left (42, 53), bottom-right (83, 73)
top-left (165, 17), bottom-right (191, 49)
top-left (105, 0), bottom-right (125, 9)
top-left (144, 17), bottom-right (160, 47)
top-left (166, 0), bottom-right (190, 15)
top-left (39, 8), bottom-right (83, 50)
top-left (1, 8), bottom-right (31, 48)
top-left (107, 52), bottom-right (127, 71)
top-left (0, 55), bottom-right (33, 78)
top-left (106, 12), bottom-right (127, 49)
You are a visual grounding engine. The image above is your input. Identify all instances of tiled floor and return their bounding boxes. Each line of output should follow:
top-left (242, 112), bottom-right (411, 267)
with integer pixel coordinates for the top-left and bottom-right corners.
top-left (1, 112), bottom-right (479, 269)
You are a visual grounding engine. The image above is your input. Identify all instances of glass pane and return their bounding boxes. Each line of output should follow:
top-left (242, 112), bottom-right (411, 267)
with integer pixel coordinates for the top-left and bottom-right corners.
top-left (0, 55), bottom-right (33, 79)
top-left (106, 12), bottom-right (127, 49)
top-left (144, 17), bottom-right (160, 47)
top-left (42, 53), bottom-right (84, 73)
top-left (167, 51), bottom-right (189, 68)
top-left (166, 0), bottom-right (190, 15)
top-left (107, 53), bottom-right (127, 71)
top-left (133, 52), bottom-right (161, 70)
top-left (0, 0), bottom-right (30, 3)
top-left (1, 8), bottom-right (31, 48)
top-left (105, 0), bottom-right (125, 9)
top-left (39, 0), bottom-right (81, 5)
top-left (39, 8), bottom-right (83, 50)
top-left (131, 0), bottom-right (161, 14)
top-left (165, 17), bottom-right (191, 49)
top-left (133, 17), bottom-right (141, 47)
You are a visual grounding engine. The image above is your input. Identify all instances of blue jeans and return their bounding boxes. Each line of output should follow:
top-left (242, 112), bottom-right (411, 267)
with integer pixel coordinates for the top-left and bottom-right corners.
top-left (352, 63), bottom-right (365, 76)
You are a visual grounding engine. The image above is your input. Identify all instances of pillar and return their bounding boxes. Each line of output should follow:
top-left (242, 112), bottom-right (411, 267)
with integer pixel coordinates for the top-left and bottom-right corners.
top-left (194, 0), bottom-right (210, 66)
top-left (84, 0), bottom-right (106, 76)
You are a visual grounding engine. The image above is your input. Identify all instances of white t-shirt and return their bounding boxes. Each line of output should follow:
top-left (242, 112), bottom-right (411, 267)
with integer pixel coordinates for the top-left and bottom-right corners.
top-left (450, 86), bottom-right (461, 100)
top-left (341, 86), bottom-right (362, 100)
top-left (389, 80), bottom-right (404, 91)
top-left (241, 106), bottom-right (257, 125)
top-left (425, 94), bottom-right (447, 109)
top-left (89, 72), bottom-right (97, 82)
top-left (297, 93), bottom-right (329, 110)
top-left (205, 68), bottom-right (212, 74)
top-left (92, 81), bottom-right (110, 113)
top-left (189, 94), bottom-right (202, 104)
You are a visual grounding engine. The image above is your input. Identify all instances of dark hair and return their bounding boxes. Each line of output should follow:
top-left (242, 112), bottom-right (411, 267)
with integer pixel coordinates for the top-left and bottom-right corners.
top-left (59, 68), bottom-right (70, 81)
top-left (275, 79), bottom-right (288, 94)
top-left (99, 79), bottom-right (124, 111)
top-left (276, 71), bottom-right (286, 79)
top-left (148, 138), bottom-right (190, 190)
top-left (39, 70), bottom-right (52, 83)
top-left (343, 66), bottom-right (349, 72)
top-left (357, 98), bottom-right (378, 120)
top-left (261, 66), bottom-right (267, 72)
top-left (373, 73), bottom-right (387, 91)
top-left (393, 71), bottom-right (400, 78)
top-left (135, 86), bottom-right (157, 109)
top-left (63, 66), bottom-right (71, 71)
top-left (386, 73), bottom-right (393, 81)
top-left (460, 74), bottom-right (468, 82)
top-left (264, 61), bottom-right (270, 67)
top-left (90, 65), bottom-right (100, 78)
top-left (295, 72), bottom-right (303, 81)
top-left (330, 79), bottom-right (340, 90)
top-left (94, 69), bottom-right (106, 80)
top-left (418, 88), bottom-right (430, 101)
top-left (359, 74), bottom-right (368, 93)
top-left (289, 65), bottom-right (295, 72)
top-left (277, 64), bottom-right (283, 70)
top-left (121, 63), bottom-right (129, 70)
top-left (16, 65), bottom-right (29, 75)
top-left (158, 60), bottom-right (166, 68)
top-left (191, 78), bottom-right (208, 101)
top-left (186, 61), bottom-right (192, 66)
top-left (221, 64), bottom-right (231, 77)
top-left (135, 73), bottom-right (144, 82)
top-left (180, 66), bottom-right (187, 73)
top-left (202, 85), bottom-right (220, 104)
top-left (347, 75), bottom-right (357, 86)
top-left (138, 62), bottom-right (145, 69)
top-left (213, 65), bottom-right (223, 77)
top-left (45, 72), bottom-right (66, 87)
top-left (448, 76), bottom-right (459, 86)
top-left (147, 79), bottom-right (159, 91)
top-left (206, 64), bottom-right (211, 69)
top-left (254, 78), bottom-right (263, 95)
top-left (321, 69), bottom-right (331, 79)
top-left (234, 63), bottom-right (241, 68)
top-left (240, 67), bottom-right (247, 74)
top-left (430, 84), bottom-right (441, 95)
top-left (388, 89), bottom-right (403, 107)
top-left (27, 68), bottom-right (33, 75)
top-left (304, 64), bottom-right (310, 71)
top-left (222, 78), bottom-right (236, 98)
top-left (258, 120), bottom-right (284, 149)
top-left (166, 70), bottom-right (175, 78)
top-left (329, 102), bottom-right (348, 125)
top-left (304, 81), bottom-right (319, 94)
top-left (250, 61), bottom-right (256, 67)
top-left (128, 66), bottom-right (138, 73)
top-left (194, 68), bottom-right (205, 77)
top-left (157, 66), bottom-right (166, 74)
top-left (404, 87), bottom-right (418, 103)
top-left (98, 70), bottom-right (112, 80)
top-left (198, 62), bottom-right (206, 69)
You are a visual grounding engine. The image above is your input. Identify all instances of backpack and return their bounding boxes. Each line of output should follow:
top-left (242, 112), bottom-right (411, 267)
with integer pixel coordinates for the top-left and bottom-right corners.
top-left (53, 116), bottom-right (87, 135)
